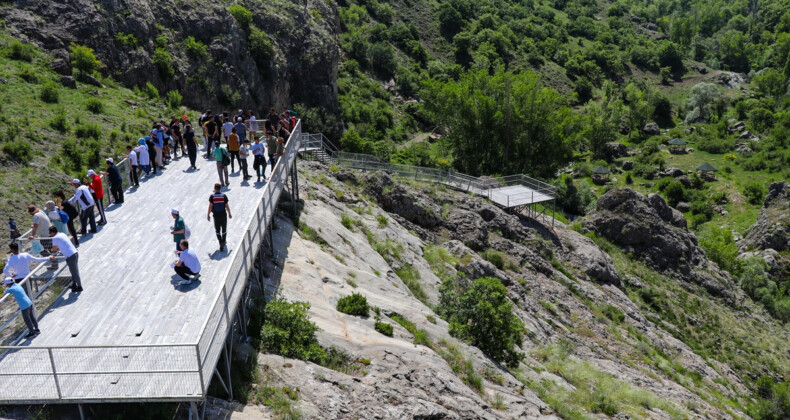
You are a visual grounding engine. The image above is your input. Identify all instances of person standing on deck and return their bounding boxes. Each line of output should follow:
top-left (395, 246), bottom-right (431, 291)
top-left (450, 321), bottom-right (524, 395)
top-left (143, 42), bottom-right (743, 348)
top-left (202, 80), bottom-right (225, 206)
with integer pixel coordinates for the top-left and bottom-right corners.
top-left (44, 201), bottom-right (67, 235)
top-left (55, 190), bottom-right (79, 247)
top-left (27, 204), bottom-right (51, 255)
top-left (228, 127), bottom-right (240, 173)
top-left (67, 179), bottom-right (97, 235)
top-left (207, 183), bottom-right (232, 252)
top-left (48, 226), bottom-right (82, 293)
top-left (171, 209), bottom-right (186, 252)
top-left (251, 136), bottom-right (265, 182)
top-left (266, 131), bottom-right (278, 174)
top-left (183, 118), bottom-right (198, 169)
top-left (173, 240), bottom-right (201, 286)
top-left (239, 139), bottom-right (251, 180)
top-left (2, 277), bottom-right (40, 338)
top-left (213, 141), bottom-right (230, 187)
top-left (102, 158), bottom-right (124, 204)
top-left (3, 243), bottom-right (49, 283)
top-left (86, 169), bottom-right (107, 225)
top-left (127, 145), bottom-right (140, 188)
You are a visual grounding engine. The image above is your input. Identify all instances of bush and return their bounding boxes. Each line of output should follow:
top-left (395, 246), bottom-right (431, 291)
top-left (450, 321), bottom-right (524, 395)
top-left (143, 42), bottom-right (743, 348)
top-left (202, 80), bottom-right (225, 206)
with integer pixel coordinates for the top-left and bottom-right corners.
top-left (698, 225), bottom-right (739, 273)
top-left (116, 32), bottom-right (139, 49)
top-left (152, 48), bottom-right (174, 78)
top-left (689, 199), bottom-right (714, 221)
top-left (40, 81), bottom-right (59, 103)
top-left (601, 304), bottom-right (625, 324)
top-left (85, 97), bottom-right (104, 114)
top-left (75, 122), bottom-right (101, 140)
top-left (70, 43), bottom-right (102, 75)
top-left (143, 82), bottom-right (159, 99)
top-left (744, 182), bottom-right (766, 206)
top-left (184, 36), bottom-right (207, 58)
top-left (480, 249), bottom-right (505, 270)
top-left (438, 277), bottom-right (524, 368)
top-left (7, 41), bottom-right (34, 61)
top-left (228, 4), bottom-right (253, 28)
top-left (248, 26), bottom-right (274, 65)
top-left (165, 90), bottom-right (182, 109)
top-left (49, 111), bottom-right (69, 133)
top-left (375, 322), bottom-right (393, 336)
top-left (1, 141), bottom-right (33, 162)
top-left (260, 298), bottom-right (326, 363)
top-left (18, 68), bottom-right (38, 83)
top-left (336, 293), bottom-right (369, 316)
top-left (663, 182), bottom-right (686, 207)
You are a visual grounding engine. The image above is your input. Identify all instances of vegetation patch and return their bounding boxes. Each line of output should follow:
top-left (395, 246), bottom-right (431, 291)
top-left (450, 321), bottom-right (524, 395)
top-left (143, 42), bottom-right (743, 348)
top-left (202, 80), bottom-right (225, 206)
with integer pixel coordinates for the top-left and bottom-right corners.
top-left (336, 293), bottom-right (369, 316)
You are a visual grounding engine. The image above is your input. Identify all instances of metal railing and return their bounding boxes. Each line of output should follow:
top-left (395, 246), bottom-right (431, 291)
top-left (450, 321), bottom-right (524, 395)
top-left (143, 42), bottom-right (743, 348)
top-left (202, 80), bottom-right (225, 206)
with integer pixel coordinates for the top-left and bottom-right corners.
top-left (0, 121), bottom-right (304, 404)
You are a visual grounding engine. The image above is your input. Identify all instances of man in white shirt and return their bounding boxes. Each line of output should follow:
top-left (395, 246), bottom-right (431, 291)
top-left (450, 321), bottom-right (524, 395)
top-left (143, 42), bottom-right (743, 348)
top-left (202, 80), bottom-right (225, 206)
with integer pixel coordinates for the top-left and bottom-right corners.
top-left (173, 239), bottom-right (201, 286)
top-left (67, 179), bottom-right (97, 235)
top-left (127, 145), bottom-right (139, 188)
top-left (3, 243), bottom-right (49, 282)
top-left (48, 226), bottom-right (82, 292)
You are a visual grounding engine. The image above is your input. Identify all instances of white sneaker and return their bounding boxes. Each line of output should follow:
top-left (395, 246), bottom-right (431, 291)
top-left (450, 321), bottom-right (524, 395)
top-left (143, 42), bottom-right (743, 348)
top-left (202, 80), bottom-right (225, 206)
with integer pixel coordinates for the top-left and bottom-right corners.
top-left (178, 280), bottom-right (192, 286)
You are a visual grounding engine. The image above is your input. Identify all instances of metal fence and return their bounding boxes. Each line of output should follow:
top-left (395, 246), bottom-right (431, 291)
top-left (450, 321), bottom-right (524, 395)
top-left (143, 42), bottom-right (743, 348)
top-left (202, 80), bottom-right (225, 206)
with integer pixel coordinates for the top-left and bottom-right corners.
top-left (0, 121), bottom-right (303, 404)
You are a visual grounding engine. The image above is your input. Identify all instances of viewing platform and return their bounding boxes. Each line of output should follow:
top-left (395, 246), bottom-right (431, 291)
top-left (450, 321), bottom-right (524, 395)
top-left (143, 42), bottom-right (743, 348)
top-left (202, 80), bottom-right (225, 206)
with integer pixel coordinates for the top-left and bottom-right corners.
top-left (0, 123), bottom-right (303, 409)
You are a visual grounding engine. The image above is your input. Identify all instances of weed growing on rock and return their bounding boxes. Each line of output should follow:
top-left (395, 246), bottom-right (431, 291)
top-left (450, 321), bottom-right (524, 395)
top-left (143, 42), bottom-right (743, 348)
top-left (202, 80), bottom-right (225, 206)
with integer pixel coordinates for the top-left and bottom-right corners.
top-left (390, 313), bottom-right (432, 347)
top-left (480, 249), bottom-right (505, 270)
top-left (375, 322), bottom-right (393, 336)
top-left (436, 339), bottom-right (483, 393)
top-left (394, 265), bottom-right (427, 304)
top-left (336, 293), bottom-right (369, 316)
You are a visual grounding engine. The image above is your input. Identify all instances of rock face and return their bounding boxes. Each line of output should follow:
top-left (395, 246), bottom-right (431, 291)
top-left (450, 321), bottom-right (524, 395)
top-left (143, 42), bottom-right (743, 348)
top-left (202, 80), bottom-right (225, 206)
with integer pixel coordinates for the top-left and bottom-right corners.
top-left (585, 189), bottom-right (735, 296)
top-left (0, 0), bottom-right (340, 112)
top-left (642, 122), bottom-right (660, 135)
top-left (742, 181), bottom-right (790, 252)
top-left (561, 230), bottom-right (621, 285)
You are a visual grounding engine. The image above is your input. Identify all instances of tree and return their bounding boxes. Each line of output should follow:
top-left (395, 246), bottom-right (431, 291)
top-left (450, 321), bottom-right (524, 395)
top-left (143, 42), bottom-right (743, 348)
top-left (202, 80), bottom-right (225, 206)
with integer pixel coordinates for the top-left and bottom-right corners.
top-left (439, 277), bottom-right (524, 368)
top-left (752, 68), bottom-right (787, 98)
top-left (657, 41), bottom-right (685, 74)
top-left (260, 298), bottom-right (327, 363)
top-left (684, 83), bottom-right (721, 123)
top-left (70, 43), bottom-right (102, 75)
top-left (582, 83), bottom-right (622, 159)
top-left (624, 83), bottom-right (653, 141)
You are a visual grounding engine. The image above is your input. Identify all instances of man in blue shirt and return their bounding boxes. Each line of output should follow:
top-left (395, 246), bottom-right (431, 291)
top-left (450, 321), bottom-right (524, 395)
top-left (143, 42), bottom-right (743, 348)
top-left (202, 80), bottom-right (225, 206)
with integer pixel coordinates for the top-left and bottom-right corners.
top-left (2, 277), bottom-right (39, 338)
top-left (251, 137), bottom-right (265, 182)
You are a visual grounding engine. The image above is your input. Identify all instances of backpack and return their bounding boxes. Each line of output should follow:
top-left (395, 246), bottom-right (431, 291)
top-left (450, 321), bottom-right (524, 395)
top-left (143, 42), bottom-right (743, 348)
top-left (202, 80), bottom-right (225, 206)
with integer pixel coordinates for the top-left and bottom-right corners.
top-left (184, 223), bottom-right (191, 240)
top-left (58, 209), bottom-right (69, 224)
top-left (221, 148), bottom-right (230, 166)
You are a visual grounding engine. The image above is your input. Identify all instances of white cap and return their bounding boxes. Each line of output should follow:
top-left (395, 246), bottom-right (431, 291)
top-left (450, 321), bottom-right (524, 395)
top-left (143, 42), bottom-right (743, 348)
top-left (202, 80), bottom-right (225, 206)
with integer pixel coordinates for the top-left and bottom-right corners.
top-left (87, 170), bottom-right (96, 177)
top-left (237, 117), bottom-right (242, 122)
top-left (70, 179), bottom-right (81, 185)
top-left (106, 158), bottom-right (114, 164)
top-left (171, 209), bottom-right (179, 214)
top-left (3, 277), bottom-right (13, 285)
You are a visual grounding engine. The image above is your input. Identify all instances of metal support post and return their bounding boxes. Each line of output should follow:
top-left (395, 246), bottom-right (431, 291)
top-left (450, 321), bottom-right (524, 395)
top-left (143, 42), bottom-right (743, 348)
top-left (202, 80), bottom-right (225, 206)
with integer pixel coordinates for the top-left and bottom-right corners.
top-left (224, 333), bottom-right (234, 401)
top-left (195, 344), bottom-right (206, 392)
top-left (78, 404), bottom-right (85, 420)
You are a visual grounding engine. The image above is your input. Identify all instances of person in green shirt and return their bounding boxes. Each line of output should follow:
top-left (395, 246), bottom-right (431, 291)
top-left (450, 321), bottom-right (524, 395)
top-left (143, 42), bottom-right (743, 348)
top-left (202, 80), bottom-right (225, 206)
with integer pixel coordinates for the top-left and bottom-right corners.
top-left (266, 133), bottom-right (278, 173)
top-left (170, 209), bottom-right (186, 251)
top-left (212, 140), bottom-right (229, 186)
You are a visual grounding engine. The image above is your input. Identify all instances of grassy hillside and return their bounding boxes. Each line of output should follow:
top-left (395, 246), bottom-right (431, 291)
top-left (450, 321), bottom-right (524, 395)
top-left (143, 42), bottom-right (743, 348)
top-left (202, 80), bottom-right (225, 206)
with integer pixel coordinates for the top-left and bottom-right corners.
top-left (0, 33), bottom-right (193, 246)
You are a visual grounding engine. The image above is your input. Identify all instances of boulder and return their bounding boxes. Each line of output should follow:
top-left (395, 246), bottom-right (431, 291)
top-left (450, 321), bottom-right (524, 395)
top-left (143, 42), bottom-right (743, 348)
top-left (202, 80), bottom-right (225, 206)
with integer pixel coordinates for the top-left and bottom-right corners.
top-left (59, 75), bottom-right (76, 89)
top-left (742, 182), bottom-right (790, 252)
top-left (622, 161), bottom-right (634, 171)
top-left (728, 121), bottom-right (746, 133)
top-left (676, 175), bottom-right (692, 188)
top-left (605, 142), bottom-right (628, 159)
top-left (562, 230), bottom-right (621, 285)
top-left (363, 172), bottom-right (443, 229)
top-left (642, 122), bottom-right (660, 136)
top-left (664, 167), bottom-right (684, 178)
top-left (676, 202), bottom-right (691, 212)
top-left (51, 58), bottom-right (71, 75)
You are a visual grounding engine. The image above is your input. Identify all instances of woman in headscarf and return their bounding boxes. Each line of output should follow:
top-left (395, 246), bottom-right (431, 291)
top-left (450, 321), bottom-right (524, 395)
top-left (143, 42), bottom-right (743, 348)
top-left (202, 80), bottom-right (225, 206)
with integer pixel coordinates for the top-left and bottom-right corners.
top-left (44, 201), bottom-right (67, 234)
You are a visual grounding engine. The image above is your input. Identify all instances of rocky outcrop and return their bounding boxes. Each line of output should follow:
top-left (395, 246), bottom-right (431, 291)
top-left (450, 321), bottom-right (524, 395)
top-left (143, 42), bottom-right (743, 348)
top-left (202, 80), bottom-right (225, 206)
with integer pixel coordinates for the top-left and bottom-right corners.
top-left (585, 189), bottom-right (734, 296)
top-left (742, 181), bottom-right (790, 252)
top-left (1, 0), bottom-right (340, 112)
top-left (642, 122), bottom-right (660, 135)
top-left (561, 230), bottom-right (620, 285)
top-left (363, 172), bottom-right (444, 229)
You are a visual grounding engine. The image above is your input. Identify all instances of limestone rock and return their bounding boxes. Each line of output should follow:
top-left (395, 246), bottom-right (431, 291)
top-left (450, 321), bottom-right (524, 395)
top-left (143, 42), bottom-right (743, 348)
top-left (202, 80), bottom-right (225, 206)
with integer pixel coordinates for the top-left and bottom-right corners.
top-left (642, 122), bottom-right (660, 136)
top-left (561, 230), bottom-right (621, 285)
top-left (742, 181), bottom-right (790, 252)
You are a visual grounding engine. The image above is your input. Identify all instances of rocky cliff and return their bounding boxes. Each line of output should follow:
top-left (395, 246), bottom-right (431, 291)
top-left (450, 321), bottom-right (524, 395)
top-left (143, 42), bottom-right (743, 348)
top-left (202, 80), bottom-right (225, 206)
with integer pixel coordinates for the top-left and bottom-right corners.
top-left (1, 0), bottom-right (340, 111)
top-left (208, 162), bottom-right (789, 419)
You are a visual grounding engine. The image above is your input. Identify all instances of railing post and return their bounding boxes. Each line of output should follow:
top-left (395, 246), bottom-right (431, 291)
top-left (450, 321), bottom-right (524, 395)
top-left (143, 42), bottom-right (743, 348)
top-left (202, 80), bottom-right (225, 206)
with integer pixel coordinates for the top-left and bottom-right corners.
top-left (195, 343), bottom-right (206, 393)
top-left (48, 348), bottom-right (63, 400)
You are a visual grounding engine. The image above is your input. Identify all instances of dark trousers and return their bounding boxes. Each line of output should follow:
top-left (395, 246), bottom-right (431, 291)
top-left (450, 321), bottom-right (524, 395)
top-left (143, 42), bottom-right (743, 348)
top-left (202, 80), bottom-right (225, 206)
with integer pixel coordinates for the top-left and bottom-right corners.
top-left (79, 205), bottom-right (97, 234)
top-left (130, 165), bottom-right (139, 187)
top-left (187, 143), bottom-right (197, 167)
top-left (65, 218), bottom-right (79, 247)
top-left (229, 150), bottom-right (240, 171)
top-left (66, 253), bottom-right (81, 288)
top-left (269, 154), bottom-right (277, 172)
top-left (110, 182), bottom-right (124, 204)
top-left (174, 264), bottom-right (198, 280)
top-left (21, 306), bottom-right (38, 332)
top-left (213, 211), bottom-right (227, 248)
top-left (240, 157), bottom-right (249, 178)
top-left (93, 194), bottom-right (107, 224)
top-left (253, 155), bottom-right (265, 179)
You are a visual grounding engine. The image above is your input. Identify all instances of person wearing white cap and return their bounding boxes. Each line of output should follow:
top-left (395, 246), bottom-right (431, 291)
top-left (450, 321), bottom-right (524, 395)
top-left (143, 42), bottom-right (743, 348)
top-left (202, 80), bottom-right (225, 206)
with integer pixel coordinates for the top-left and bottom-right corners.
top-left (87, 169), bottom-right (107, 225)
top-left (48, 226), bottom-right (82, 292)
top-left (67, 179), bottom-right (97, 234)
top-left (102, 158), bottom-right (124, 204)
top-left (170, 209), bottom-right (187, 252)
top-left (173, 240), bottom-right (201, 286)
top-left (2, 277), bottom-right (40, 338)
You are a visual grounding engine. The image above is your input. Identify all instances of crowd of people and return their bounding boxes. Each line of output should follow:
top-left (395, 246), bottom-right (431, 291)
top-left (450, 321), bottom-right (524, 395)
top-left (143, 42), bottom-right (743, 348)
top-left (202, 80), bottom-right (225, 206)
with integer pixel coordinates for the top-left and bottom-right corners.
top-left (3, 105), bottom-right (299, 339)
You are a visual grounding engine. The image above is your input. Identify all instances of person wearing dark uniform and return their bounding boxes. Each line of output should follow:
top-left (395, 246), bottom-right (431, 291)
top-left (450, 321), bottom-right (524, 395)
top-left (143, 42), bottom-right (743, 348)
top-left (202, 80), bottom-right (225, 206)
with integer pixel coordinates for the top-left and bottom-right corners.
top-left (207, 183), bottom-right (232, 251)
top-left (103, 158), bottom-right (124, 204)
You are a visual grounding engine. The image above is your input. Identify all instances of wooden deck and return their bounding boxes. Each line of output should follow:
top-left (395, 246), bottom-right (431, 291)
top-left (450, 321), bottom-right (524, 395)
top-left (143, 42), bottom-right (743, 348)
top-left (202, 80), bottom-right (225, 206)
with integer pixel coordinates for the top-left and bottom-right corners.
top-left (0, 135), bottom-right (293, 403)
top-left (488, 185), bottom-right (554, 207)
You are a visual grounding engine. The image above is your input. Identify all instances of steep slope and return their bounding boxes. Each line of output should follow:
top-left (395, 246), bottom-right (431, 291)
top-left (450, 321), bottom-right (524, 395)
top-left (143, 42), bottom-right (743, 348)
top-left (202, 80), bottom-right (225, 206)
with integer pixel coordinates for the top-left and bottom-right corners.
top-left (220, 161), bottom-right (790, 419)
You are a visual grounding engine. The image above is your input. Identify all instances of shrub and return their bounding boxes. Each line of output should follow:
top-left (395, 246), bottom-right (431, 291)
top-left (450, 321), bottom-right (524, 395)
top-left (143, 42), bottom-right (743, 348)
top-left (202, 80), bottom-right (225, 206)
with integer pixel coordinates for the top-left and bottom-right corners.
top-left (70, 43), bottom-right (102, 75)
top-left (438, 277), bottom-right (524, 368)
top-left (228, 4), bottom-right (253, 28)
top-left (40, 81), bottom-right (59, 103)
top-left (480, 249), bottom-right (505, 270)
top-left (184, 36), bottom-right (207, 58)
top-left (18, 68), bottom-right (38, 83)
top-left (375, 322), bottom-right (393, 336)
top-left (143, 82), bottom-right (159, 99)
top-left (336, 293), bottom-right (369, 316)
top-left (395, 265), bottom-right (427, 304)
top-left (152, 48), bottom-right (174, 78)
top-left (85, 97), bottom-right (104, 114)
top-left (248, 26), bottom-right (274, 65)
top-left (663, 182), bottom-right (685, 207)
top-left (116, 32), bottom-right (138, 49)
top-left (7, 41), bottom-right (34, 61)
top-left (601, 304), bottom-right (625, 324)
top-left (689, 199), bottom-right (714, 221)
top-left (165, 90), bottom-right (182, 109)
top-left (260, 298), bottom-right (326, 363)
top-left (698, 225), bottom-right (739, 273)
top-left (1, 141), bottom-right (33, 162)
top-left (744, 182), bottom-right (766, 206)
top-left (376, 215), bottom-right (388, 227)
top-left (75, 122), bottom-right (101, 140)
top-left (49, 111), bottom-right (69, 133)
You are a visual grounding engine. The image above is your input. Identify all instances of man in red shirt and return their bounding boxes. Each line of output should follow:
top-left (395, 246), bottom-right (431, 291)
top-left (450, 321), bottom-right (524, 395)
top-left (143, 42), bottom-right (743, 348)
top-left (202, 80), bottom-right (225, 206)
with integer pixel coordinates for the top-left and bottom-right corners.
top-left (86, 170), bottom-right (107, 225)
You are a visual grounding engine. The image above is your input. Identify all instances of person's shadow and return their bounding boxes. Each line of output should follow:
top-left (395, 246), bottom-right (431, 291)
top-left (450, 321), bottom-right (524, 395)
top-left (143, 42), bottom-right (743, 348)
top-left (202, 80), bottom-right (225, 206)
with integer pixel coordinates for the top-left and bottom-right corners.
top-left (208, 249), bottom-right (230, 260)
top-left (169, 274), bottom-right (202, 291)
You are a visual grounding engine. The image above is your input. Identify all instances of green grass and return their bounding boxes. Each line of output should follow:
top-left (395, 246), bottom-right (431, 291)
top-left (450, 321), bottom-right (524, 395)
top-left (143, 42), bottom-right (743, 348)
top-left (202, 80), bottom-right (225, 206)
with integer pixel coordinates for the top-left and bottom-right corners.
top-left (394, 265), bottom-right (428, 304)
top-left (390, 313), bottom-right (432, 347)
top-left (423, 244), bottom-right (458, 280)
top-left (435, 339), bottom-right (483, 393)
